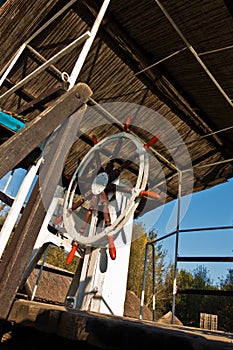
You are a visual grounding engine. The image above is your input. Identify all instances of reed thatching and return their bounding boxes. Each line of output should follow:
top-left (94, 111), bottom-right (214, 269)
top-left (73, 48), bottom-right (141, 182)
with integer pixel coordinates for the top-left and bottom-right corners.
top-left (1, 0), bottom-right (233, 215)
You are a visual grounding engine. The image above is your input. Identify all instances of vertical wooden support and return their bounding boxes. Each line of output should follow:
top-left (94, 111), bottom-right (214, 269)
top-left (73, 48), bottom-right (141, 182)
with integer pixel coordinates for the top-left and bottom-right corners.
top-left (0, 180), bottom-right (45, 317)
top-left (0, 83), bottom-right (92, 325)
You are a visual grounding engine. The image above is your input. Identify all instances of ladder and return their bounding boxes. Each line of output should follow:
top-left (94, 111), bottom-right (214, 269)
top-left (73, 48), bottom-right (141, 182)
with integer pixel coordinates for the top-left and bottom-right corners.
top-left (0, 0), bottom-right (110, 103)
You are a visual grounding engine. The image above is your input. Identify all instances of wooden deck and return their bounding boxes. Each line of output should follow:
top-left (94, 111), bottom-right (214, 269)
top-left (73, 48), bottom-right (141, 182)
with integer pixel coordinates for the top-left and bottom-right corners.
top-left (3, 298), bottom-right (233, 349)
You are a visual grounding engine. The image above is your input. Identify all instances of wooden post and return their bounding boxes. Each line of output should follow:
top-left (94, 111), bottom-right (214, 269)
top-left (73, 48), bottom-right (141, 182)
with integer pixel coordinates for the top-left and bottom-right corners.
top-left (0, 83), bottom-right (92, 327)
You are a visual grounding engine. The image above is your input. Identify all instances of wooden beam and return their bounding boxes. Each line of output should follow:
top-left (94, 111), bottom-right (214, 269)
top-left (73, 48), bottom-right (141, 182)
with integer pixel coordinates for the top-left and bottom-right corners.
top-left (0, 180), bottom-right (45, 320)
top-left (0, 82), bottom-right (92, 179)
top-left (0, 87), bottom-right (91, 325)
top-left (16, 85), bottom-right (65, 117)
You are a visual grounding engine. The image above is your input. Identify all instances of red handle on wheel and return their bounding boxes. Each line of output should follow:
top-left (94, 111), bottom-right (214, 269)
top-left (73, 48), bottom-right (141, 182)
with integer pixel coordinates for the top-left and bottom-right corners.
top-left (108, 235), bottom-right (116, 260)
top-left (53, 215), bottom-right (63, 225)
top-left (139, 190), bottom-right (160, 199)
top-left (124, 115), bottom-right (132, 132)
top-left (66, 242), bottom-right (79, 265)
top-left (92, 134), bottom-right (98, 145)
top-left (144, 133), bottom-right (161, 149)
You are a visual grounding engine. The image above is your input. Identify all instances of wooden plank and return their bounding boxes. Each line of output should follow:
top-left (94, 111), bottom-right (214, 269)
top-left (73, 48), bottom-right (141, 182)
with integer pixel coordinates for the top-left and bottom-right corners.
top-left (7, 299), bottom-right (233, 349)
top-left (0, 82), bottom-right (92, 179)
top-left (8, 299), bottom-right (66, 327)
top-left (16, 85), bottom-right (65, 116)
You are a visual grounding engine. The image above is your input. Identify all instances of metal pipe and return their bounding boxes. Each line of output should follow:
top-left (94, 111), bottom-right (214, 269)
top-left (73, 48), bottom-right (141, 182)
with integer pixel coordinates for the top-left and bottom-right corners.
top-left (152, 224), bottom-right (233, 245)
top-left (31, 243), bottom-right (50, 301)
top-left (68, 0), bottom-right (111, 89)
top-left (199, 44), bottom-right (233, 56)
top-left (140, 241), bottom-right (156, 321)
top-left (0, 0), bottom-right (78, 86)
top-left (171, 170), bottom-right (182, 324)
top-left (2, 170), bottom-right (14, 193)
top-left (140, 242), bottom-right (149, 320)
top-left (0, 44), bottom-right (26, 87)
top-left (151, 242), bottom-right (156, 321)
top-left (0, 32), bottom-right (90, 102)
top-left (193, 158), bottom-right (233, 169)
top-left (177, 256), bottom-right (233, 262)
top-left (135, 47), bottom-right (187, 76)
top-left (180, 225), bottom-right (233, 233)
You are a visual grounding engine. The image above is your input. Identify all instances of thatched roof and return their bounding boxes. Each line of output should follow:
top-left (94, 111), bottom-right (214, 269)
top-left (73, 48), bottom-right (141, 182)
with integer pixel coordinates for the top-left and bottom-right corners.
top-left (1, 0), bottom-right (233, 215)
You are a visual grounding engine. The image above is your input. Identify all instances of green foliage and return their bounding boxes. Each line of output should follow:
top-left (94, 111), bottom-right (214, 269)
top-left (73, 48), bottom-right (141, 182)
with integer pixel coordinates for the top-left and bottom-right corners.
top-left (213, 269), bottom-right (233, 332)
top-left (1, 208), bottom-right (233, 332)
top-left (127, 223), bottom-right (233, 332)
top-left (127, 222), bottom-right (147, 298)
top-left (0, 211), bottom-right (7, 229)
top-left (127, 222), bottom-right (167, 319)
top-left (42, 245), bottom-right (80, 273)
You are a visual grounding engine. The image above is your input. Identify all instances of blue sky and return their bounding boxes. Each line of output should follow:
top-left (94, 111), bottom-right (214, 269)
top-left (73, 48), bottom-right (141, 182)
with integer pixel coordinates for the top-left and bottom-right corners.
top-left (139, 177), bottom-right (233, 285)
top-left (1, 168), bottom-right (233, 285)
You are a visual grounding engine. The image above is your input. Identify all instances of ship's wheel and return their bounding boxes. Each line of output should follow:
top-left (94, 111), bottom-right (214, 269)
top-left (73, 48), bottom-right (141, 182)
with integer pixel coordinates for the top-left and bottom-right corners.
top-left (61, 128), bottom-right (160, 262)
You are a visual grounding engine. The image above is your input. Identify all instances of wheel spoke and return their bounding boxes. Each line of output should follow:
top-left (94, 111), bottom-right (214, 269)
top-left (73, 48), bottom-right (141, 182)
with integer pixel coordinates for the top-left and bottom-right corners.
top-left (105, 160), bottom-right (114, 174)
top-left (95, 150), bottom-right (104, 174)
top-left (112, 137), bottom-right (123, 157)
top-left (108, 159), bottom-right (133, 182)
top-left (106, 183), bottom-right (133, 195)
top-left (79, 194), bottom-right (98, 235)
top-left (105, 138), bottom-right (123, 174)
top-left (53, 190), bottom-right (92, 226)
top-left (71, 189), bottom-right (92, 211)
top-left (100, 191), bottom-right (111, 227)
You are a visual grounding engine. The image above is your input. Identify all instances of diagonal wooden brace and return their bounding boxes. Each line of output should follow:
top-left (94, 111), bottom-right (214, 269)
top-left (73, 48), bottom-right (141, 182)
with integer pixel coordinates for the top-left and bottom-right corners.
top-left (0, 82), bottom-right (92, 179)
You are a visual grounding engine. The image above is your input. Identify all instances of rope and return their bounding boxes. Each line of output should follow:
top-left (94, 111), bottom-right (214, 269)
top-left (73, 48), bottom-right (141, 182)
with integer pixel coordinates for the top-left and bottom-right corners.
top-left (0, 108), bottom-right (27, 123)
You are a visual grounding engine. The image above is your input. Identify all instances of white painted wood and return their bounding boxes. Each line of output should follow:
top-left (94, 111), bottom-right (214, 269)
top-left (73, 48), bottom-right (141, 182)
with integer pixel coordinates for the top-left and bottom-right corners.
top-left (0, 158), bottom-right (42, 258)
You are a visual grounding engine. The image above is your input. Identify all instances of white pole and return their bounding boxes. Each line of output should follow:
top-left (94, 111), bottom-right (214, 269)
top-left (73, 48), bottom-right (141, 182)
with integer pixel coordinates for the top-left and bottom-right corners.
top-left (0, 158), bottom-right (43, 258)
top-left (0, 32), bottom-right (90, 102)
top-left (0, 0), bottom-right (78, 86)
top-left (2, 170), bottom-right (14, 193)
top-left (31, 244), bottom-right (50, 301)
top-left (68, 0), bottom-right (110, 89)
top-left (0, 44), bottom-right (26, 87)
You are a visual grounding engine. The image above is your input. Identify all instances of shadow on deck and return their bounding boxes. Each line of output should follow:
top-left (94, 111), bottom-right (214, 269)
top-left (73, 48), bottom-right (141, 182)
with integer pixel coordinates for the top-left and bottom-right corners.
top-left (1, 299), bottom-right (233, 350)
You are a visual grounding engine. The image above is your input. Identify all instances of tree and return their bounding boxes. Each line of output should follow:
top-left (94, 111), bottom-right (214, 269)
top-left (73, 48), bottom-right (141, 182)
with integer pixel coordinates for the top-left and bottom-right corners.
top-left (216, 269), bottom-right (233, 332)
top-left (127, 223), bottom-right (167, 319)
top-left (127, 222), bottom-right (147, 298)
top-left (0, 207), bottom-right (7, 229)
top-left (174, 266), bottom-right (215, 327)
top-left (43, 245), bottom-right (80, 273)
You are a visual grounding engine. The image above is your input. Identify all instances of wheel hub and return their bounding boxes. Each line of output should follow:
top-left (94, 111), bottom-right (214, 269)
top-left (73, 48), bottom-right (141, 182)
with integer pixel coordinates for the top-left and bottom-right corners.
top-left (92, 172), bottom-right (109, 195)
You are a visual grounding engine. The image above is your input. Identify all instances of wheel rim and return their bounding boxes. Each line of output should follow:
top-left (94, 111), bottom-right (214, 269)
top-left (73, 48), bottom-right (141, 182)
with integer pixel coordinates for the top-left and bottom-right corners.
top-left (63, 132), bottom-right (149, 248)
